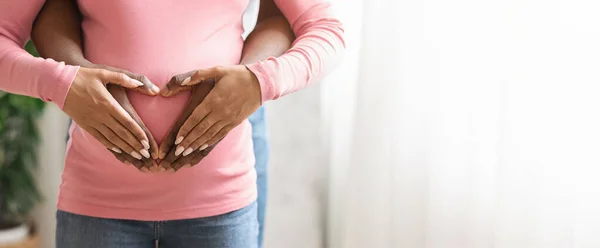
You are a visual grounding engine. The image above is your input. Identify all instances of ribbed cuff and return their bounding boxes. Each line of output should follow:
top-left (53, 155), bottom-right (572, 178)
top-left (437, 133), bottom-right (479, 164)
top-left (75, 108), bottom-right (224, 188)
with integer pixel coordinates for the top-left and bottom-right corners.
top-left (50, 63), bottom-right (80, 109)
top-left (245, 61), bottom-right (277, 104)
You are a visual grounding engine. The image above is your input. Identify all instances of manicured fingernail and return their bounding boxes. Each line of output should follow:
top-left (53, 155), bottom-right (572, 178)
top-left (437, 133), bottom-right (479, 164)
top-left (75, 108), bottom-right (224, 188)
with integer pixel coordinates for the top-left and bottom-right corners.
top-left (199, 144), bottom-right (209, 151)
top-left (175, 146), bottom-right (185, 156)
top-left (151, 85), bottom-right (160, 94)
top-left (183, 164), bottom-right (192, 168)
top-left (140, 167), bottom-right (149, 173)
top-left (141, 140), bottom-right (150, 150)
top-left (140, 149), bottom-right (150, 158)
top-left (131, 151), bottom-right (142, 160)
top-left (158, 152), bottom-right (166, 160)
top-left (159, 167), bottom-right (166, 172)
top-left (183, 148), bottom-right (194, 156)
top-left (175, 136), bottom-right (184, 145)
top-left (111, 147), bottom-right (122, 153)
top-left (131, 79), bottom-right (144, 86)
top-left (124, 161), bottom-right (131, 165)
top-left (181, 77), bottom-right (191, 86)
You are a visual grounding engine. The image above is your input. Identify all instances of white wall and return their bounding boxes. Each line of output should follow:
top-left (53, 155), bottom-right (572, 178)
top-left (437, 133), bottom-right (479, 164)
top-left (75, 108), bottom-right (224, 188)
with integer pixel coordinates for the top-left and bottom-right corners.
top-left (264, 86), bottom-right (327, 248)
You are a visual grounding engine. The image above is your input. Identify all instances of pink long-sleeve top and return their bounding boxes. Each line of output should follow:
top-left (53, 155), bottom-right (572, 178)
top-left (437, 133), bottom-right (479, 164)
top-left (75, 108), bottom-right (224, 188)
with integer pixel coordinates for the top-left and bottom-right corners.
top-left (0, 0), bottom-right (344, 220)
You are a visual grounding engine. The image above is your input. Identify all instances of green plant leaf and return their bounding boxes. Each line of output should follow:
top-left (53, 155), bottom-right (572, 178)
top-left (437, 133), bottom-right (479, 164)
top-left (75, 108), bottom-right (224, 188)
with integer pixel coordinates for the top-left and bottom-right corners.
top-left (0, 81), bottom-right (45, 221)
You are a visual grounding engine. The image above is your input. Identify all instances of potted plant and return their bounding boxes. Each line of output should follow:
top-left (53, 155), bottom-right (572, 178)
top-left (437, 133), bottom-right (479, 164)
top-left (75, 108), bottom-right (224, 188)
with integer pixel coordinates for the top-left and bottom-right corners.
top-left (0, 41), bottom-right (43, 248)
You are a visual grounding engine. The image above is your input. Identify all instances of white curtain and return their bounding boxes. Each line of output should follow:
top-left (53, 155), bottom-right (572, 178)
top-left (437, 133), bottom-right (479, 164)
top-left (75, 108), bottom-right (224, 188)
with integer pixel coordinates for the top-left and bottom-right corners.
top-left (325, 0), bottom-right (600, 247)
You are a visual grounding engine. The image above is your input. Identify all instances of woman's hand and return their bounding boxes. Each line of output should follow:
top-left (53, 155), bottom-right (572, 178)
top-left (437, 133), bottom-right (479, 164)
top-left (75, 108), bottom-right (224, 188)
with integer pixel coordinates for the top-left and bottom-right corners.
top-left (63, 67), bottom-right (158, 163)
top-left (93, 65), bottom-right (161, 172)
top-left (161, 65), bottom-right (262, 159)
top-left (157, 71), bottom-right (219, 171)
top-left (94, 64), bottom-right (160, 97)
top-left (106, 84), bottom-right (159, 172)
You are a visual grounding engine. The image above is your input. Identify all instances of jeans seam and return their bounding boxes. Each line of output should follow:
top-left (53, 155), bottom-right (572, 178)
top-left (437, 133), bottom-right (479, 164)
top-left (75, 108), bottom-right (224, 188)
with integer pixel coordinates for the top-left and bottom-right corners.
top-left (154, 221), bottom-right (161, 245)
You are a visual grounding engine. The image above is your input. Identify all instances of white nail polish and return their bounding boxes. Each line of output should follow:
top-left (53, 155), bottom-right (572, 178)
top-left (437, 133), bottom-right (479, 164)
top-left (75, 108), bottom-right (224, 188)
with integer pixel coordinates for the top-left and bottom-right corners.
top-left (141, 140), bottom-right (150, 150)
top-left (175, 147), bottom-right (185, 156)
top-left (131, 151), bottom-right (142, 160)
top-left (183, 148), bottom-right (194, 156)
top-left (175, 136), bottom-right (184, 145)
top-left (181, 77), bottom-right (191, 86)
top-left (199, 144), bottom-right (209, 151)
top-left (111, 147), bottom-right (122, 153)
top-left (140, 149), bottom-right (150, 158)
top-left (131, 79), bottom-right (144, 86)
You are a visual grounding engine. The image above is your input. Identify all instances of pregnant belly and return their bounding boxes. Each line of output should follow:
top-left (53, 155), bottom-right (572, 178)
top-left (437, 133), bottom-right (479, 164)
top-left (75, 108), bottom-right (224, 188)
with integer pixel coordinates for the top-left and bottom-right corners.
top-left (127, 90), bottom-right (191, 145)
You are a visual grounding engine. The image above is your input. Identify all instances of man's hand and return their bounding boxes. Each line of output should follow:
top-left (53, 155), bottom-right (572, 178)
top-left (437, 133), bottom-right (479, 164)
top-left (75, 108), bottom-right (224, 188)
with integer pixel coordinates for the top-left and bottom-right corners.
top-left (160, 65), bottom-right (261, 159)
top-left (63, 67), bottom-right (157, 162)
top-left (156, 71), bottom-right (219, 171)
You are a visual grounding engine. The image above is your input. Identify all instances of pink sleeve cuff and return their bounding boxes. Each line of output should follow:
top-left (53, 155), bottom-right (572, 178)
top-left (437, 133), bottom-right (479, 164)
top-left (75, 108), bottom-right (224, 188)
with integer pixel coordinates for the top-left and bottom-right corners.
top-left (244, 1), bottom-right (345, 104)
top-left (246, 61), bottom-right (278, 104)
top-left (52, 64), bottom-right (80, 109)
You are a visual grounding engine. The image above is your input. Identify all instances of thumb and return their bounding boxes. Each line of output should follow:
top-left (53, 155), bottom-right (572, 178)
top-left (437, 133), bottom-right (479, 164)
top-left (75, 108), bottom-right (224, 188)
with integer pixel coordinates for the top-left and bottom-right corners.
top-left (160, 82), bottom-right (192, 97)
top-left (181, 66), bottom-right (226, 87)
top-left (96, 65), bottom-right (160, 96)
top-left (99, 69), bottom-right (144, 89)
top-left (160, 71), bottom-right (195, 97)
top-left (125, 73), bottom-right (160, 96)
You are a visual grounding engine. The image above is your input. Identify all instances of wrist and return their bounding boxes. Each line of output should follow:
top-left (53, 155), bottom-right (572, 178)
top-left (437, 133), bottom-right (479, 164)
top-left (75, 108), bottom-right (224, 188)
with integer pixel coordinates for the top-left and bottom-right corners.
top-left (241, 65), bottom-right (262, 106)
top-left (244, 62), bottom-right (273, 103)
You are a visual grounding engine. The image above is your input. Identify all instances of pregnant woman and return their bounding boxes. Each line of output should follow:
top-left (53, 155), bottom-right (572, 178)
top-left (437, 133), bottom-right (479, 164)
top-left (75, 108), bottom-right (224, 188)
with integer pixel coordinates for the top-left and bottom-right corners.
top-left (0, 0), bottom-right (344, 247)
top-left (33, 0), bottom-right (296, 247)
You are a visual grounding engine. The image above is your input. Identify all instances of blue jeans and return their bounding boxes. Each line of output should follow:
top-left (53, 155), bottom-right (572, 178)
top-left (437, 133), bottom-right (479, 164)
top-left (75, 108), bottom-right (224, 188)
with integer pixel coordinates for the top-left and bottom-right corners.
top-left (56, 202), bottom-right (258, 248)
top-left (64, 106), bottom-right (270, 247)
top-left (248, 106), bottom-right (270, 248)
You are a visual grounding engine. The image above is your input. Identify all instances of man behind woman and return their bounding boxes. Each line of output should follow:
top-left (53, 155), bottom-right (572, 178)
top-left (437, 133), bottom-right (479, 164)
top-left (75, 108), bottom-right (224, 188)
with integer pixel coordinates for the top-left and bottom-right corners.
top-left (0, 0), bottom-right (344, 247)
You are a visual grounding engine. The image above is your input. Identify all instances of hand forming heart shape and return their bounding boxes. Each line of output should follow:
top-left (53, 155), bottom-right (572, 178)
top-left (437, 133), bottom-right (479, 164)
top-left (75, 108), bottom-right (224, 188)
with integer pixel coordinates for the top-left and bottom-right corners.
top-left (99, 66), bottom-right (220, 173)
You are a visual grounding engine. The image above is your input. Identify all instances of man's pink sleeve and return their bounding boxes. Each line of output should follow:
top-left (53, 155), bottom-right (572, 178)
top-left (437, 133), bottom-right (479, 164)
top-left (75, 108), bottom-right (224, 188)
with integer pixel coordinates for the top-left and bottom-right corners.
top-left (246, 0), bottom-right (346, 103)
top-left (0, 0), bottom-right (79, 109)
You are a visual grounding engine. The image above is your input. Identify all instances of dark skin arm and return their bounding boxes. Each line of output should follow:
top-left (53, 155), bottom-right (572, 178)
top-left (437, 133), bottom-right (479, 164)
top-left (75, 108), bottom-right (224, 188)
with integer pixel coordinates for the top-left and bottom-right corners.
top-left (244, 0), bottom-right (295, 64)
top-left (32, 0), bottom-right (295, 172)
